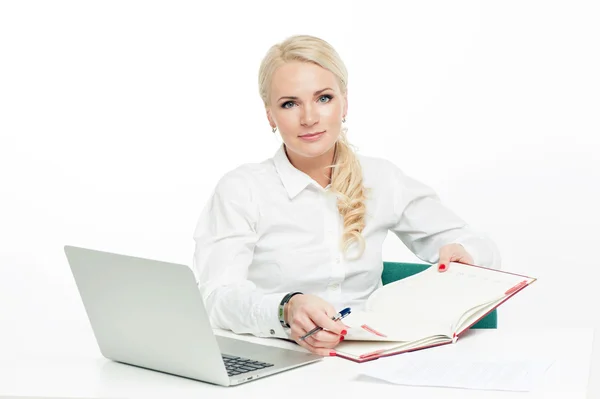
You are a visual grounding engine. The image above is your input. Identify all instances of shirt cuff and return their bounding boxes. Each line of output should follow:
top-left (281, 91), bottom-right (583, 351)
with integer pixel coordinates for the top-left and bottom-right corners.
top-left (253, 292), bottom-right (293, 339)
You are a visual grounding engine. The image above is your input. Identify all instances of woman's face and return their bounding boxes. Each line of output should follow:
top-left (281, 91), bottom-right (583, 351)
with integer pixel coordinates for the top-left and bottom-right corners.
top-left (266, 61), bottom-right (347, 160)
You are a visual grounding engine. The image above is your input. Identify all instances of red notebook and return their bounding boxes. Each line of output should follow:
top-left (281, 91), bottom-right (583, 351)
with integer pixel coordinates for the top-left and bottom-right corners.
top-left (333, 262), bottom-right (536, 362)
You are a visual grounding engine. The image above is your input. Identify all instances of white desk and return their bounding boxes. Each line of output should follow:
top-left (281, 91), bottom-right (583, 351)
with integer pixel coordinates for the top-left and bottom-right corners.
top-left (0, 327), bottom-right (594, 399)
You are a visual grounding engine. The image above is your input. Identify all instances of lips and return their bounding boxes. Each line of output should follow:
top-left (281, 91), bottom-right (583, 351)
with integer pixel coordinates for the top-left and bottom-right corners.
top-left (300, 131), bottom-right (325, 138)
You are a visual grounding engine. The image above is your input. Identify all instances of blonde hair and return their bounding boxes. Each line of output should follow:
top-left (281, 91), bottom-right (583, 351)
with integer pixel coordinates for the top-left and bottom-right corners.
top-left (258, 34), bottom-right (368, 258)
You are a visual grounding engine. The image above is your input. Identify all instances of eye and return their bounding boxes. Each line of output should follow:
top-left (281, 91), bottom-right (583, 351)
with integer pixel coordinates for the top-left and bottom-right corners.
top-left (281, 101), bottom-right (296, 109)
top-left (318, 94), bottom-right (333, 103)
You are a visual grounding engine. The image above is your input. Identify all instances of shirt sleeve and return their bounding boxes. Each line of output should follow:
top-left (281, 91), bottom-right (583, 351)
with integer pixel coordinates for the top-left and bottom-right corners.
top-left (389, 164), bottom-right (502, 269)
top-left (192, 172), bottom-right (290, 339)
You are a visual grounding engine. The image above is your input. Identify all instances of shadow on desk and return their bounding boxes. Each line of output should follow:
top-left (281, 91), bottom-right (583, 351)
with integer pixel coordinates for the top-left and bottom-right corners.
top-left (98, 358), bottom-right (217, 389)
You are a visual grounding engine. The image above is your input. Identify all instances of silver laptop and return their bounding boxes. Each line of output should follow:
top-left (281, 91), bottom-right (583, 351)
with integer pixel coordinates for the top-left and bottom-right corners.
top-left (64, 245), bottom-right (321, 386)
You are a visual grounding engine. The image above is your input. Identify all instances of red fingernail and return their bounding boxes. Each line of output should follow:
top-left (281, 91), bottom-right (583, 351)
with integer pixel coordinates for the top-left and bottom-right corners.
top-left (341, 330), bottom-right (347, 336)
top-left (438, 264), bottom-right (447, 272)
top-left (339, 336), bottom-right (344, 341)
top-left (329, 351), bottom-right (336, 356)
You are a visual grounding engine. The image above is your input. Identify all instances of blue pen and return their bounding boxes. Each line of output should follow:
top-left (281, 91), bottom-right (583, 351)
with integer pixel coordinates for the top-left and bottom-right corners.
top-left (299, 307), bottom-right (351, 341)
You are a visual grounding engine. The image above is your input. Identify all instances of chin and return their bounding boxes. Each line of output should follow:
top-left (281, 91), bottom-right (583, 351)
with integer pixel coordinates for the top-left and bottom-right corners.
top-left (288, 138), bottom-right (336, 159)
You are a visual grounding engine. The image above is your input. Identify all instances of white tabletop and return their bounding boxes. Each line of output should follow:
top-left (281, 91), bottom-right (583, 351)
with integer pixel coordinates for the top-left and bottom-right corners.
top-left (0, 327), bottom-right (594, 399)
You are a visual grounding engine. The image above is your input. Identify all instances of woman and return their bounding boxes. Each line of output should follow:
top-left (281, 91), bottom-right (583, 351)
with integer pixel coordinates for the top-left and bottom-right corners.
top-left (193, 34), bottom-right (501, 356)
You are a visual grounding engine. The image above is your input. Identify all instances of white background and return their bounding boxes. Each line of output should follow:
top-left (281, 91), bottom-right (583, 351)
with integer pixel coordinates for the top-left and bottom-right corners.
top-left (1, 0), bottom-right (598, 387)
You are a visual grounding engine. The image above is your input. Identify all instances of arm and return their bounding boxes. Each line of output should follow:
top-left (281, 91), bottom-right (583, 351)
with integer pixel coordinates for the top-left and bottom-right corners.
top-left (389, 165), bottom-right (501, 269)
top-left (192, 173), bottom-right (289, 338)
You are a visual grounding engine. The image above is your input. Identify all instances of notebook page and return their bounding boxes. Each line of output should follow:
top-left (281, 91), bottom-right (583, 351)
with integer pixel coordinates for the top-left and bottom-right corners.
top-left (336, 335), bottom-right (451, 359)
top-left (335, 340), bottom-right (408, 359)
top-left (365, 263), bottom-right (533, 336)
top-left (343, 309), bottom-right (452, 341)
top-left (454, 295), bottom-right (507, 334)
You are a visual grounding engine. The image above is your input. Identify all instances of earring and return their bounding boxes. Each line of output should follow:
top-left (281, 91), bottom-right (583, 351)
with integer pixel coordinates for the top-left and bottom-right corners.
top-left (342, 117), bottom-right (346, 123)
top-left (272, 126), bottom-right (277, 133)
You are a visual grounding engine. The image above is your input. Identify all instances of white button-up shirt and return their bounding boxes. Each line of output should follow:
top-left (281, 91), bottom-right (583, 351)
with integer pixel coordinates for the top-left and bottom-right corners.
top-left (192, 145), bottom-right (501, 339)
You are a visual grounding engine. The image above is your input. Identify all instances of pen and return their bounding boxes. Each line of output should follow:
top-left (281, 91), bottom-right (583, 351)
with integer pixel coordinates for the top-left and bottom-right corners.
top-left (299, 307), bottom-right (351, 341)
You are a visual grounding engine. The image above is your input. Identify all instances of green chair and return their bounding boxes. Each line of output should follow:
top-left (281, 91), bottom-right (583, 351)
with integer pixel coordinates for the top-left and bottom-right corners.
top-left (382, 261), bottom-right (497, 329)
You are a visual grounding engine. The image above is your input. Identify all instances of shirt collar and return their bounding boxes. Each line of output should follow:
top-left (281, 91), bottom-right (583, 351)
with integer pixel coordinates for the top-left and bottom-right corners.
top-left (273, 144), bottom-right (322, 199)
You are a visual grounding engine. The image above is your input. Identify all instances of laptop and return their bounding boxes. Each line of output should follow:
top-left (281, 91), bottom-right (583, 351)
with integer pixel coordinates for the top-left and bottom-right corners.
top-left (64, 245), bottom-right (322, 386)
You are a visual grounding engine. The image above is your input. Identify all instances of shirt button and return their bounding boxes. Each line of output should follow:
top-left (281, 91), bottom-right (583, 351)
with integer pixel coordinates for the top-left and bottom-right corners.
top-left (328, 283), bottom-right (340, 291)
top-left (335, 258), bottom-right (341, 264)
top-left (270, 329), bottom-right (275, 335)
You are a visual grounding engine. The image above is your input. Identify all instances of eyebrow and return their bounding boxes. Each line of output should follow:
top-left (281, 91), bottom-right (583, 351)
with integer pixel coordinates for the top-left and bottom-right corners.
top-left (277, 88), bottom-right (333, 102)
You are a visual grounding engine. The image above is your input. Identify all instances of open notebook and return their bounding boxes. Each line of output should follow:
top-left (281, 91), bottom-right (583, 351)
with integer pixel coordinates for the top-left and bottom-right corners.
top-left (335, 262), bottom-right (536, 362)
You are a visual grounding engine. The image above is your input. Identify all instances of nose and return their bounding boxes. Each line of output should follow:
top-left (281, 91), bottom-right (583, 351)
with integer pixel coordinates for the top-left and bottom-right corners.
top-left (300, 104), bottom-right (319, 127)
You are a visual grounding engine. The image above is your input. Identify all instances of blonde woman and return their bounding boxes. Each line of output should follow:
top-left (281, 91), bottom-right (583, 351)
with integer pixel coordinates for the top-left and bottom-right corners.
top-left (193, 35), bottom-right (501, 356)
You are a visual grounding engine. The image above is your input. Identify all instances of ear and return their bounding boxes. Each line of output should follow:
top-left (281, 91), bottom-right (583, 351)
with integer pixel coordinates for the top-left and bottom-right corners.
top-left (266, 107), bottom-right (276, 129)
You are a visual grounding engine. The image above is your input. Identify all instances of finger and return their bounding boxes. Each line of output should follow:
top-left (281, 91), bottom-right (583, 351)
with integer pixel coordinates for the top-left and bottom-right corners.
top-left (294, 317), bottom-right (332, 347)
top-left (438, 245), bottom-right (454, 272)
top-left (310, 310), bottom-right (345, 335)
top-left (291, 324), bottom-right (323, 349)
top-left (312, 329), bottom-right (344, 343)
top-left (323, 305), bottom-right (337, 318)
top-left (295, 333), bottom-right (336, 356)
top-left (305, 330), bottom-right (344, 348)
top-left (295, 316), bottom-right (344, 348)
top-left (454, 256), bottom-right (474, 265)
top-left (295, 316), bottom-right (318, 339)
top-left (439, 244), bottom-right (475, 269)
top-left (304, 335), bottom-right (340, 349)
top-left (298, 341), bottom-right (335, 356)
top-left (437, 259), bottom-right (450, 272)
top-left (330, 311), bottom-right (350, 330)
top-left (303, 334), bottom-right (329, 348)
top-left (299, 325), bottom-right (342, 347)
top-left (454, 244), bottom-right (474, 265)
top-left (337, 320), bottom-right (351, 330)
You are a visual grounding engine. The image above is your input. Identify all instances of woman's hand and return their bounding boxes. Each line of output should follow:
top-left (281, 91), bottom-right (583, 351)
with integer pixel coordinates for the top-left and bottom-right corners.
top-left (285, 294), bottom-right (347, 356)
top-left (437, 243), bottom-right (474, 272)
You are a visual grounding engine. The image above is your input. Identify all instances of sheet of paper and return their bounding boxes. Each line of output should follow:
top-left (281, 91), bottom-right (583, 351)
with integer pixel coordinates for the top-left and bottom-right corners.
top-left (360, 356), bottom-right (554, 392)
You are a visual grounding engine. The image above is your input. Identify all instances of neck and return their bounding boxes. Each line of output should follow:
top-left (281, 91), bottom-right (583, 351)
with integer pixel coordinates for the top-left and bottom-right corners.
top-left (285, 145), bottom-right (336, 188)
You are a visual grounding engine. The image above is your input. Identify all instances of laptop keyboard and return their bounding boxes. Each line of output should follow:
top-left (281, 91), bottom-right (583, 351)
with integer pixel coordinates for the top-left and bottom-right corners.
top-left (222, 354), bottom-right (274, 376)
